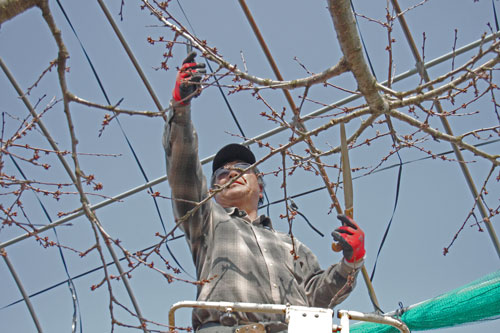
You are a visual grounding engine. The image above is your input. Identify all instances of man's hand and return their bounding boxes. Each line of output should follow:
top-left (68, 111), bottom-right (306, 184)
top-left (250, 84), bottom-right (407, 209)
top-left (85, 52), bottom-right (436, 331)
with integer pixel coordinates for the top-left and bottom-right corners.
top-left (172, 52), bottom-right (206, 105)
top-left (331, 214), bottom-right (365, 263)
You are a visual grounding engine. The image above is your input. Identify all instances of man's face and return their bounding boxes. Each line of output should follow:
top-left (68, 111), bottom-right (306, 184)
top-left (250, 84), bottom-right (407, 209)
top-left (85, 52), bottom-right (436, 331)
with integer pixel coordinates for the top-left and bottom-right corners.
top-left (213, 161), bottom-right (263, 210)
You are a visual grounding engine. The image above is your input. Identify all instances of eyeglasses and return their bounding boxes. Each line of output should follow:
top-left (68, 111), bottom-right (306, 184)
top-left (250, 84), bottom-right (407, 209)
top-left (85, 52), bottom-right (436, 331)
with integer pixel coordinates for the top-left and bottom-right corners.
top-left (211, 162), bottom-right (253, 186)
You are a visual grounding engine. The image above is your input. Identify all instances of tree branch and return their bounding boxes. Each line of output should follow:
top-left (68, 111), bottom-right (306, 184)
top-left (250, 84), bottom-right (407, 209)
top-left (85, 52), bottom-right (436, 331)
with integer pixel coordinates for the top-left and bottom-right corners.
top-left (328, 0), bottom-right (389, 115)
top-left (142, 0), bottom-right (349, 89)
top-left (0, 0), bottom-right (40, 25)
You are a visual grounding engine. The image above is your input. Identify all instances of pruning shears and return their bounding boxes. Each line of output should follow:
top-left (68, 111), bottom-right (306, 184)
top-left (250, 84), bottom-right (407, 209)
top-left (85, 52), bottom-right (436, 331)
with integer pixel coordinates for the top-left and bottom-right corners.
top-left (333, 123), bottom-right (381, 311)
top-left (332, 123), bottom-right (354, 252)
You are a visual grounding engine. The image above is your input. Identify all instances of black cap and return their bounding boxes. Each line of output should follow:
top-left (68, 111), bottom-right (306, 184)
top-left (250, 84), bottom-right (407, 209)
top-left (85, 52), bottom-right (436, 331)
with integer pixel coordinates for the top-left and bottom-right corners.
top-left (212, 143), bottom-right (256, 173)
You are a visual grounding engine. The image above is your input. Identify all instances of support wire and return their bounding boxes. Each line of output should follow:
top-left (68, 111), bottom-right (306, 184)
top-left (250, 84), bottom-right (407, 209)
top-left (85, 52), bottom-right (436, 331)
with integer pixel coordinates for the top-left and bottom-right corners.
top-left (350, 0), bottom-right (405, 284)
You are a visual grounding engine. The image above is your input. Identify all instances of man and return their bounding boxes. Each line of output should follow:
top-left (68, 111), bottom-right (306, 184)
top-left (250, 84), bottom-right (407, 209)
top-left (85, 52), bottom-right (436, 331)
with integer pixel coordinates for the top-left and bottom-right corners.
top-left (163, 52), bottom-right (366, 332)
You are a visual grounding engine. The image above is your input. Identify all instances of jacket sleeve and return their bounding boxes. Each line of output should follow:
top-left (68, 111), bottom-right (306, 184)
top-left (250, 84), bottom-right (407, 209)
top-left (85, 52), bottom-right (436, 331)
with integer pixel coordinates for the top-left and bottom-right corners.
top-left (296, 241), bottom-right (363, 308)
top-left (162, 101), bottom-right (211, 249)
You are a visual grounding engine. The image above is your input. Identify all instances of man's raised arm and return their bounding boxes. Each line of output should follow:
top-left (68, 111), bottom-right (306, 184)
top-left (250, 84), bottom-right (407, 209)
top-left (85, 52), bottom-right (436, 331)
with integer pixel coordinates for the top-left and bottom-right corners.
top-left (162, 52), bottom-right (207, 228)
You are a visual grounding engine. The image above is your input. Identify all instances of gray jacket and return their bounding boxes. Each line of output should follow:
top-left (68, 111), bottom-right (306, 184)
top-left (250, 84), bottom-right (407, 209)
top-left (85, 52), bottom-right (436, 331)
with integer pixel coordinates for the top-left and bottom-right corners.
top-left (163, 102), bottom-right (362, 330)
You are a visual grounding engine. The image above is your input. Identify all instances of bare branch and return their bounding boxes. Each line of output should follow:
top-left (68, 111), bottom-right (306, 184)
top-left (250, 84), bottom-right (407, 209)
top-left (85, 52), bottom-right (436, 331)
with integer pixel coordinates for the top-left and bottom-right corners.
top-left (0, 0), bottom-right (40, 25)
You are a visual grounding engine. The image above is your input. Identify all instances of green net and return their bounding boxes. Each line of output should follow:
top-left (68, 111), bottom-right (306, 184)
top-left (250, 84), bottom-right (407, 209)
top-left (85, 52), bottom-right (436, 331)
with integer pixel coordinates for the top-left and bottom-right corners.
top-left (350, 270), bottom-right (500, 332)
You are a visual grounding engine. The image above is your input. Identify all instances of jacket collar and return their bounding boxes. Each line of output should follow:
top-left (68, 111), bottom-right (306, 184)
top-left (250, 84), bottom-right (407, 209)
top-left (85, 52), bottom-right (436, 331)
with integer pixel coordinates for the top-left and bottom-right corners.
top-left (225, 207), bottom-right (274, 229)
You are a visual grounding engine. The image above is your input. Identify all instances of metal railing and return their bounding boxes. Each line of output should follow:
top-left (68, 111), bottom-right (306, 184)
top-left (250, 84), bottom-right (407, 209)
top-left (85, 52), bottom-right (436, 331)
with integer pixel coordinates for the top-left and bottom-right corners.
top-left (168, 300), bottom-right (409, 332)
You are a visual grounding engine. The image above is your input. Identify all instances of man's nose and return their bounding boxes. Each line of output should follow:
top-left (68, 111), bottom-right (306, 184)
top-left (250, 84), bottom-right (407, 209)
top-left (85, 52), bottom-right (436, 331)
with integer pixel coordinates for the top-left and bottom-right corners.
top-left (228, 169), bottom-right (240, 178)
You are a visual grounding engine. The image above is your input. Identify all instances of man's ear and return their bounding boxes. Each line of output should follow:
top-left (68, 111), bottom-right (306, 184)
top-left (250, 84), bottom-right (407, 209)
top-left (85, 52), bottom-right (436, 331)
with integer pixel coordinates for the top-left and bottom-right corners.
top-left (259, 184), bottom-right (264, 198)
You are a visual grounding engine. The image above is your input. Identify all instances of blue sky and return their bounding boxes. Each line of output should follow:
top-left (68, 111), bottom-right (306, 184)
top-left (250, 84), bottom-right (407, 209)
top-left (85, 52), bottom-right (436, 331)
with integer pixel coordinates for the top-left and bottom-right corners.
top-left (1, 0), bottom-right (499, 332)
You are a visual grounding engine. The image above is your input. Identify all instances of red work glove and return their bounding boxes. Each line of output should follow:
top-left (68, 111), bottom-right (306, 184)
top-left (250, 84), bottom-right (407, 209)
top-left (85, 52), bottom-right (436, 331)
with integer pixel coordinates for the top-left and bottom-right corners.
top-left (172, 51), bottom-right (206, 105)
top-left (331, 214), bottom-right (365, 263)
